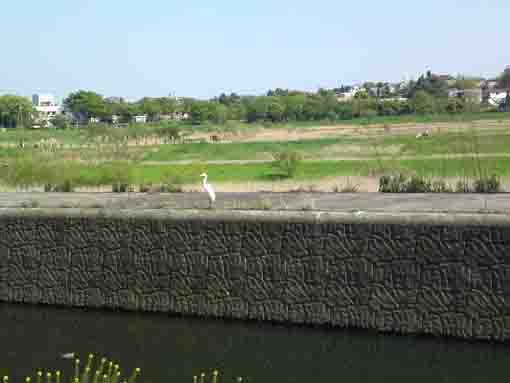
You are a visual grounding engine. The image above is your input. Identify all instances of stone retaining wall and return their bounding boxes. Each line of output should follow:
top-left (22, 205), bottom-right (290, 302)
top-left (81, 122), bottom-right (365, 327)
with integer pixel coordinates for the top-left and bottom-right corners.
top-left (1, 209), bottom-right (510, 341)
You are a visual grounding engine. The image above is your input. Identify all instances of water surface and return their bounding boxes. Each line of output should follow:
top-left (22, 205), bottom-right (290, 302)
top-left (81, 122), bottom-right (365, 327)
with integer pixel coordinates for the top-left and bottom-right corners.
top-left (1, 303), bottom-right (508, 383)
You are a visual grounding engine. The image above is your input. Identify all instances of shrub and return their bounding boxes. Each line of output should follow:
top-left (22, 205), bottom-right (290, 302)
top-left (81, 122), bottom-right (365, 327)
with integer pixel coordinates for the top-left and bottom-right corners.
top-left (455, 179), bottom-right (471, 193)
top-left (158, 184), bottom-right (183, 193)
top-left (379, 173), bottom-right (408, 193)
top-left (164, 175), bottom-right (185, 192)
top-left (51, 114), bottom-right (72, 129)
top-left (381, 174), bottom-right (503, 194)
top-left (139, 184), bottom-right (151, 193)
top-left (164, 125), bottom-right (181, 142)
top-left (432, 180), bottom-right (453, 193)
top-left (473, 175), bottom-right (502, 193)
top-left (57, 180), bottom-right (74, 192)
top-left (45, 180), bottom-right (74, 192)
top-left (379, 173), bottom-right (435, 193)
top-left (112, 183), bottom-right (129, 193)
top-left (272, 151), bottom-right (303, 178)
top-left (333, 182), bottom-right (360, 193)
top-left (406, 175), bottom-right (432, 193)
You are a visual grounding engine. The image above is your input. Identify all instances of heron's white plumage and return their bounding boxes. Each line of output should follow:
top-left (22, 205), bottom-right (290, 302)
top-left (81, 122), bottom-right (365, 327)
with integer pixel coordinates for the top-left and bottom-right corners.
top-left (200, 173), bottom-right (216, 205)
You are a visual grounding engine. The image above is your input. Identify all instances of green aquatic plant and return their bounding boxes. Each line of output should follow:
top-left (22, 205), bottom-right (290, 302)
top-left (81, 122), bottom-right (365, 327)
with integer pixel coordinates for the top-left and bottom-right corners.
top-left (2, 356), bottom-right (245, 383)
top-left (191, 369), bottom-right (244, 383)
top-left (1, 354), bottom-right (140, 383)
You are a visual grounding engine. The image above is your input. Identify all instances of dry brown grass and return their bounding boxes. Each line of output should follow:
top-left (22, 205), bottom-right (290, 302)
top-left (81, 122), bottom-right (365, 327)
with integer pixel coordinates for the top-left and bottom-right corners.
top-left (186, 119), bottom-right (510, 143)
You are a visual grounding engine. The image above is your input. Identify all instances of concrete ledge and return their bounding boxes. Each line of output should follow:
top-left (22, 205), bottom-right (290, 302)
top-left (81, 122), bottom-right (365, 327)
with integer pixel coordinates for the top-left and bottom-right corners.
top-left (2, 207), bottom-right (510, 226)
top-left (3, 192), bottom-right (510, 214)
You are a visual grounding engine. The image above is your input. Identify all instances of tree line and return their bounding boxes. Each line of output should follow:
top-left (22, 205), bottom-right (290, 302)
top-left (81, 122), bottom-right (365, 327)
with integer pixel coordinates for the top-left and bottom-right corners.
top-left (59, 68), bottom-right (510, 125)
top-left (1, 68), bottom-right (509, 128)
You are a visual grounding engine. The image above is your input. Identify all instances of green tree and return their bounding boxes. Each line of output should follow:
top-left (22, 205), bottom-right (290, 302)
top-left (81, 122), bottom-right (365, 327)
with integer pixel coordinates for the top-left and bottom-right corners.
top-left (352, 96), bottom-right (377, 118)
top-left (407, 71), bottom-right (449, 99)
top-left (411, 90), bottom-right (436, 114)
top-left (210, 102), bottom-right (228, 124)
top-left (228, 102), bottom-right (247, 121)
top-left (138, 97), bottom-right (163, 121)
top-left (302, 96), bottom-right (322, 120)
top-left (283, 94), bottom-right (306, 121)
top-left (190, 100), bottom-right (213, 124)
top-left (63, 91), bottom-right (107, 119)
top-left (0, 95), bottom-right (35, 128)
top-left (497, 67), bottom-right (510, 109)
top-left (245, 97), bottom-right (271, 123)
top-left (159, 97), bottom-right (177, 114)
top-left (453, 75), bottom-right (480, 90)
top-left (51, 114), bottom-right (72, 129)
top-left (267, 98), bottom-right (285, 122)
top-left (497, 67), bottom-right (510, 90)
top-left (119, 103), bottom-right (141, 122)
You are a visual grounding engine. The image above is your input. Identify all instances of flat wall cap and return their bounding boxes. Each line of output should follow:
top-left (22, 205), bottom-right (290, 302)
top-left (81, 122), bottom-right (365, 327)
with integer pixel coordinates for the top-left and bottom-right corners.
top-left (1, 208), bottom-right (510, 226)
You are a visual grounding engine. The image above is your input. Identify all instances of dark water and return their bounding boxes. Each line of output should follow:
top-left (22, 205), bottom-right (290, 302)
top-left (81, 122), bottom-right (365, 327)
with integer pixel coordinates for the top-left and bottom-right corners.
top-left (1, 303), bottom-right (509, 383)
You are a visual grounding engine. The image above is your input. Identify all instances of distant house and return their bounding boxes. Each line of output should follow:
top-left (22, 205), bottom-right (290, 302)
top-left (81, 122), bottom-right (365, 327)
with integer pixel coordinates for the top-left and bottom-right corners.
top-left (335, 86), bottom-right (360, 102)
top-left (486, 91), bottom-right (509, 106)
top-left (437, 74), bottom-right (454, 82)
top-left (159, 114), bottom-right (173, 121)
top-left (159, 112), bottom-right (190, 121)
top-left (132, 115), bottom-right (148, 124)
top-left (173, 111), bottom-right (190, 120)
top-left (448, 88), bottom-right (461, 98)
top-left (448, 88), bottom-right (482, 103)
top-left (481, 80), bottom-right (509, 105)
top-left (32, 93), bottom-right (62, 127)
top-left (102, 114), bottom-right (120, 124)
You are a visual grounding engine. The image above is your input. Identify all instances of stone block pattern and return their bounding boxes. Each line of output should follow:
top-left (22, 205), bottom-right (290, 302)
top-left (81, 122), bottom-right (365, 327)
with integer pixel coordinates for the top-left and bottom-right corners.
top-left (1, 215), bottom-right (510, 341)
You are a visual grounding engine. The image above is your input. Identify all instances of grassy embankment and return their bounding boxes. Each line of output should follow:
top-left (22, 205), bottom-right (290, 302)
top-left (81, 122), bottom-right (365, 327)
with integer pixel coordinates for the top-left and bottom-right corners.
top-left (1, 114), bottom-right (510, 189)
top-left (2, 152), bottom-right (510, 189)
top-left (143, 128), bottom-right (510, 161)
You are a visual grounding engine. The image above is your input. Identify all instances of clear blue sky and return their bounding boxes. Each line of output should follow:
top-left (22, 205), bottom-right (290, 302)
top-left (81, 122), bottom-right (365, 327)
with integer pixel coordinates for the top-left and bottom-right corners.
top-left (1, 0), bottom-right (509, 100)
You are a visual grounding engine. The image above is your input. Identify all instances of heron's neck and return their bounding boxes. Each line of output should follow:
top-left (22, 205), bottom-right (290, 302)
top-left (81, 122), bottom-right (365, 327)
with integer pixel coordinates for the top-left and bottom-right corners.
top-left (202, 175), bottom-right (208, 185)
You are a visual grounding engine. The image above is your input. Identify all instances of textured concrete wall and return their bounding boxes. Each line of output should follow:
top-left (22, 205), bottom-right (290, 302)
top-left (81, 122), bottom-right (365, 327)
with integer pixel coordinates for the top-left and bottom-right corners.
top-left (1, 209), bottom-right (510, 341)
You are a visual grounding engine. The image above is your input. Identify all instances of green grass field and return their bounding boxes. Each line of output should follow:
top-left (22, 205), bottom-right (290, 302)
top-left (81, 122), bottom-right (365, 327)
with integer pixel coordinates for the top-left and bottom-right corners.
top-left (2, 114), bottom-right (510, 189)
top-left (143, 129), bottom-right (510, 161)
top-left (4, 129), bottom-right (510, 162)
top-left (2, 154), bottom-right (509, 188)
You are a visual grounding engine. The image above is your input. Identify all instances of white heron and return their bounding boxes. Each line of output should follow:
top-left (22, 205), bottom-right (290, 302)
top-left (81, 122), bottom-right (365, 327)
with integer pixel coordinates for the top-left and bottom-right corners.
top-left (200, 173), bottom-right (216, 208)
top-left (60, 352), bottom-right (76, 359)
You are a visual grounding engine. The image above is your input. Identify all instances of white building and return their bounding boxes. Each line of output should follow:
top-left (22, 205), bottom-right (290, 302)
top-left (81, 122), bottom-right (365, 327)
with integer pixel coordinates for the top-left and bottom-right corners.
top-left (32, 93), bottom-right (62, 127)
top-left (132, 115), bottom-right (148, 124)
top-left (336, 86), bottom-right (361, 102)
top-left (487, 91), bottom-right (509, 106)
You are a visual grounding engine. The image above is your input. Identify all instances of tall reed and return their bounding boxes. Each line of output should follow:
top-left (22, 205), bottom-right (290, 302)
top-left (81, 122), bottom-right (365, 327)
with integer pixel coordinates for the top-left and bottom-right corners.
top-left (1, 354), bottom-right (140, 383)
